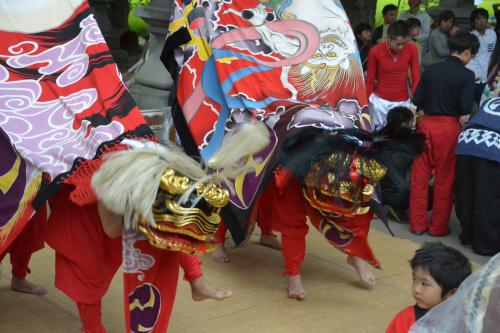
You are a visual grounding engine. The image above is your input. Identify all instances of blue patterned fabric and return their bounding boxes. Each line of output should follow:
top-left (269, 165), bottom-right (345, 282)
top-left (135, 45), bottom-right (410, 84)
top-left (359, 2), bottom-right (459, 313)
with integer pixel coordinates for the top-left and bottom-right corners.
top-left (456, 96), bottom-right (500, 163)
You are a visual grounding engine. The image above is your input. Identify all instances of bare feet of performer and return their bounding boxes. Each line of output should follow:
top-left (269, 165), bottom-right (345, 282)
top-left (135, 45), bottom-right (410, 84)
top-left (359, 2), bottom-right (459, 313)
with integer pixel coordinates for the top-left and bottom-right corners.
top-left (347, 255), bottom-right (376, 287)
top-left (212, 243), bottom-right (230, 263)
top-left (287, 274), bottom-right (306, 300)
top-left (259, 234), bottom-right (281, 250)
top-left (11, 276), bottom-right (47, 295)
top-left (190, 276), bottom-right (233, 301)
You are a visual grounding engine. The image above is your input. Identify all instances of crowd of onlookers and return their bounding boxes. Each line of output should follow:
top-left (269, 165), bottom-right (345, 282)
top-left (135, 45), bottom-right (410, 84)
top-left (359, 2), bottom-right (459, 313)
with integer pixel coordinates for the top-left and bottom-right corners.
top-left (353, 0), bottom-right (499, 258)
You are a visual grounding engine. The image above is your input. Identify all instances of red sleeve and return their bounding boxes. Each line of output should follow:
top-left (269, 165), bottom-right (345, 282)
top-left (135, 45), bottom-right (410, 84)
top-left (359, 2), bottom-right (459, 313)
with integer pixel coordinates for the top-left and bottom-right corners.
top-left (409, 44), bottom-right (421, 96)
top-left (365, 46), bottom-right (377, 98)
top-left (386, 306), bottom-right (416, 333)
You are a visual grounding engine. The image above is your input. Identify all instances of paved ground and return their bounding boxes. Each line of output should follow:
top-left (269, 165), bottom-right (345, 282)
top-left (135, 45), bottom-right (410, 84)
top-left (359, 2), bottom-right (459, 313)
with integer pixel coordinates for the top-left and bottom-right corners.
top-left (0, 210), bottom-right (488, 333)
top-left (373, 208), bottom-right (490, 265)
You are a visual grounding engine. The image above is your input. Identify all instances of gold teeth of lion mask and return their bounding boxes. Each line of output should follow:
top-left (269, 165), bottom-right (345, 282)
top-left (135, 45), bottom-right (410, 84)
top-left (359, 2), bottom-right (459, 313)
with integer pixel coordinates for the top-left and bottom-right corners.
top-left (138, 168), bottom-right (229, 254)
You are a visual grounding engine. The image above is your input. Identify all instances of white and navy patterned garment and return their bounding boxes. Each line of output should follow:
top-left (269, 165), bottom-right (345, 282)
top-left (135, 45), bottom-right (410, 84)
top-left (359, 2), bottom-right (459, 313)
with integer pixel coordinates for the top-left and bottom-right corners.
top-left (456, 96), bottom-right (500, 163)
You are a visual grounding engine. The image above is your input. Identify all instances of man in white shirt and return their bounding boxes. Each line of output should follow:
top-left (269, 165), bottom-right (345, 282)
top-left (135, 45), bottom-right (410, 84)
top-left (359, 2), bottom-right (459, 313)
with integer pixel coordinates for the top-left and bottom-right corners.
top-left (466, 8), bottom-right (497, 105)
top-left (399, 0), bottom-right (432, 45)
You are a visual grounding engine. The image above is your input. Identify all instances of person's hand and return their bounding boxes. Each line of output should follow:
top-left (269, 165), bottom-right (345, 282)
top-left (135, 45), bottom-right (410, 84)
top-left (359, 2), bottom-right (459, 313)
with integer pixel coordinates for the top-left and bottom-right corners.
top-left (459, 115), bottom-right (470, 128)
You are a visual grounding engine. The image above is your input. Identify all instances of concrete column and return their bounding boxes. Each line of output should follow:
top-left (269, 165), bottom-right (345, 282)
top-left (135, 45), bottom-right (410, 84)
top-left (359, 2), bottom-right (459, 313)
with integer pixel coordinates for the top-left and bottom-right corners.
top-left (129, 0), bottom-right (175, 143)
top-left (429, 0), bottom-right (475, 27)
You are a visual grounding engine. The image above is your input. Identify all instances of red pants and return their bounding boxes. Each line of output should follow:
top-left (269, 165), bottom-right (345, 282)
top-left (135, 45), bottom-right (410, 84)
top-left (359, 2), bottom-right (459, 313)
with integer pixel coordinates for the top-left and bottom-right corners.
top-left (179, 253), bottom-right (203, 282)
top-left (259, 172), bottom-right (379, 276)
top-left (0, 203), bottom-right (47, 279)
top-left (45, 186), bottom-right (122, 333)
top-left (410, 116), bottom-right (461, 235)
top-left (259, 177), bottom-right (307, 276)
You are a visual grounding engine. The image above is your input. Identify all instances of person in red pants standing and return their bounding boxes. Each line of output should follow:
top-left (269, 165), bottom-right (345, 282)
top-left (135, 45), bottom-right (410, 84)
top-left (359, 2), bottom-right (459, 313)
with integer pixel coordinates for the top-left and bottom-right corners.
top-left (409, 31), bottom-right (479, 236)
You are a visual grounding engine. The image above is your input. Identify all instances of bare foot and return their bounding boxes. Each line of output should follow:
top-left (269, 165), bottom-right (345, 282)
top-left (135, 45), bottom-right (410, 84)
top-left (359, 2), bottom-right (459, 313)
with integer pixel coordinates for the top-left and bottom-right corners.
top-left (259, 234), bottom-right (281, 250)
top-left (212, 243), bottom-right (230, 263)
top-left (347, 255), bottom-right (376, 287)
top-left (288, 274), bottom-right (306, 300)
top-left (11, 277), bottom-right (47, 295)
top-left (190, 276), bottom-right (233, 301)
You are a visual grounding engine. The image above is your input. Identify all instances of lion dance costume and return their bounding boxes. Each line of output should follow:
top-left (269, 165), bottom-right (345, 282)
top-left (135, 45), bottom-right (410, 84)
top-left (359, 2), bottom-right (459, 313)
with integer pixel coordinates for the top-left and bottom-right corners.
top-left (162, 0), bottom-right (394, 281)
top-left (0, 1), bottom-right (268, 332)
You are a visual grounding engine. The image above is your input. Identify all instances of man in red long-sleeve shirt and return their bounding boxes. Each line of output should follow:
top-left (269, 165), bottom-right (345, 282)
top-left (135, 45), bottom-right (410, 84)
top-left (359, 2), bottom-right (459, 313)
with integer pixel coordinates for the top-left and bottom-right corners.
top-left (366, 20), bottom-right (420, 130)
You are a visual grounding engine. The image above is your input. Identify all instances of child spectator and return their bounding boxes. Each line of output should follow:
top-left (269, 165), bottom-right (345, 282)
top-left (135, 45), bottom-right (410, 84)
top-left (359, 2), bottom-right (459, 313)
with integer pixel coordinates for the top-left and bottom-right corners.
top-left (386, 242), bottom-right (472, 333)
top-left (407, 17), bottom-right (422, 50)
top-left (373, 4), bottom-right (398, 44)
top-left (409, 253), bottom-right (500, 333)
top-left (466, 8), bottom-right (497, 105)
top-left (355, 22), bottom-right (373, 72)
top-left (376, 107), bottom-right (425, 223)
top-left (409, 31), bottom-right (478, 236)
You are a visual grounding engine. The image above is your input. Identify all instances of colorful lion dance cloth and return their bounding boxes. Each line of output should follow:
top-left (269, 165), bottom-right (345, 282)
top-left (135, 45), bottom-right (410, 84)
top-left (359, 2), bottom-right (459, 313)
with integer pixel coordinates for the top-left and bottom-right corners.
top-left (162, 0), bottom-right (371, 244)
top-left (0, 1), bottom-right (151, 254)
top-left (0, 1), bottom-right (237, 331)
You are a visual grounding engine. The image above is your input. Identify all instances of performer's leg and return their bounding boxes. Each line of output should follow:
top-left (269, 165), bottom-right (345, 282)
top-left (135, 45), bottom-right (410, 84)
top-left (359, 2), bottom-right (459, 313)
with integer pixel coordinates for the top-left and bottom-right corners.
top-left (76, 302), bottom-right (106, 333)
top-left (455, 156), bottom-right (475, 246)
top-left (180, 253), bottom-right (233, 301)
top-left (281, 235), bottom-right (306, 277)
top-left (212, 222), bottom-right (230, 263)
top-left (470, 157), bottom-right (500, 255)
top-left (427, 121), bottom-right (461, 236)
top-left (409, 120), bottom-right (433, 234)
top-left (9, 204), bottom-right (47, 295)
top-left (256, 187), bottom-right (281, 250)
top-left (281, 235), bottom-right (306, 300)
top-left (46, 186), bottom-right (122, 331)
top-left (267, 177), bottom-right (309, 300)
top-left (309, 212), bottom-right (378, 286)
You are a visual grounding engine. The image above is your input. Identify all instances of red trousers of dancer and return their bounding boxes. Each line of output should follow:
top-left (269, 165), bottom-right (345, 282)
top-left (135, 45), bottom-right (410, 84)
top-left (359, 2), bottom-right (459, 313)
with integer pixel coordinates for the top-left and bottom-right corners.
top-left (45, 186), bottom-right (122, 333)
top-left (409, 116), bottom-right (461, 235)
top-left (0, 203), bottom-right (47, 279)
top-left (46, 185), bottom-right (191, 333)
top-left (180, 253), bottom-right (203, 282)
top-left (258, 172), bottom-right (379, 276)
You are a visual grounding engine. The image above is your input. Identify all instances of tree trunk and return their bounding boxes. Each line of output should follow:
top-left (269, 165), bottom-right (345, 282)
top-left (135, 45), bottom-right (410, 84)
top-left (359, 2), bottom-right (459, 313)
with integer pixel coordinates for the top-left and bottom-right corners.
top-left (341, 0), bottom-right (378, 28)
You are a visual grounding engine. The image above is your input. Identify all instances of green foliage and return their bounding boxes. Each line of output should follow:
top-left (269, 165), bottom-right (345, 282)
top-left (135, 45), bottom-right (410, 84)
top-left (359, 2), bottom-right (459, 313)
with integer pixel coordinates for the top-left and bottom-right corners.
top-left (128, 0), bottom-right (150, 38)
top-left (374, 0), bottom-right (497, 26)
top-left (129, 0), bottom-right (150, 6)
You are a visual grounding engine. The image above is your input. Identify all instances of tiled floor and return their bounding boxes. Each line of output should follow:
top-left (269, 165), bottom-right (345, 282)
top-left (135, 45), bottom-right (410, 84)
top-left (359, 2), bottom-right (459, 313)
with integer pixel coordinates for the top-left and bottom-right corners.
top-left (0, 215), bottom-right (485, 332)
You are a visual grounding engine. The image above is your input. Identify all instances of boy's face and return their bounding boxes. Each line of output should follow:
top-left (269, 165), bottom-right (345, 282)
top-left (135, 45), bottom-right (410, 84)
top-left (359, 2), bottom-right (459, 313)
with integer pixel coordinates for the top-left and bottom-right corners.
top-left (440, 19), bottom-right (454, 33)
top-left (360, 30), bottom-right (372, 43)
top-left (388, 36), bottom-right (409, 52)
top-left (473, 15), bottom-right (488, 32)
top-left (411, 266), bottom-right (446, 310)
top-left (409, 27), bottom-right (421, 38)
top-left (384, 10), bottom-right (397, 25)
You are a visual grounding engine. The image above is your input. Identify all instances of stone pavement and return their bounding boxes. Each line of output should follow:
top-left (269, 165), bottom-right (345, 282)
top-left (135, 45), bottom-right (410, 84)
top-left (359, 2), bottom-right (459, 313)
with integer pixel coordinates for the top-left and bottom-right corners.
top-left (0, 216), bottom-right (485, 333)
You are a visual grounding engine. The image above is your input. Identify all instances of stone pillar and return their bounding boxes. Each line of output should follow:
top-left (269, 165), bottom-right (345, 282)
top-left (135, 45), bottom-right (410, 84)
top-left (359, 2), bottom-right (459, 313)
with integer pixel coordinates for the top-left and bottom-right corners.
top-left (129, 0), bottom-right (175, 143)
top-left (90, 0), bottom-right (134, 72)
top-left (429, 0), bottom-right (475, 27)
